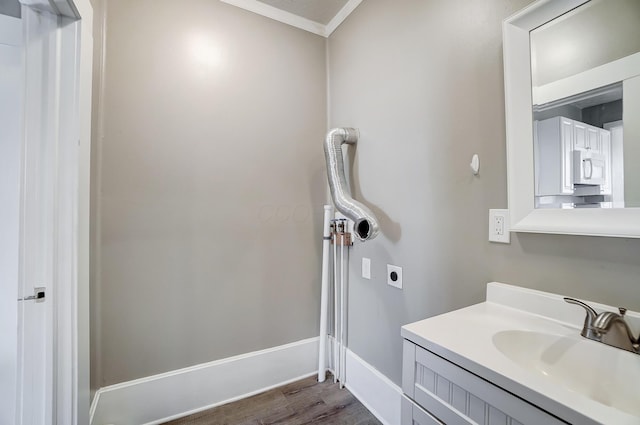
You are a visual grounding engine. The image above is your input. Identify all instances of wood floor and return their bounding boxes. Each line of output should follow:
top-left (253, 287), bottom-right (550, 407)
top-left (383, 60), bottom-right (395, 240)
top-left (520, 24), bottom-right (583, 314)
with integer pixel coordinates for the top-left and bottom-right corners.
top-left (162, 374), bottom-right (382, 425)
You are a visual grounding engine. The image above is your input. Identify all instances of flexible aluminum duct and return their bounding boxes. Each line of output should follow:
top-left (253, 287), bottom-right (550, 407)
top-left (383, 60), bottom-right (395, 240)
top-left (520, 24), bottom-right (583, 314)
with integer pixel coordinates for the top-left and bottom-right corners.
top-left (324, 127), bottom-right (380, 241)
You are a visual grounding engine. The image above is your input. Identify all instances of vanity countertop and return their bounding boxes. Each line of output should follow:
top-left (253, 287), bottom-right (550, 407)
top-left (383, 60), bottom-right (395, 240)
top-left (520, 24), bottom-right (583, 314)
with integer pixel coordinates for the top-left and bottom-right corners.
top-left (401, 282), bottom-right (640, 425)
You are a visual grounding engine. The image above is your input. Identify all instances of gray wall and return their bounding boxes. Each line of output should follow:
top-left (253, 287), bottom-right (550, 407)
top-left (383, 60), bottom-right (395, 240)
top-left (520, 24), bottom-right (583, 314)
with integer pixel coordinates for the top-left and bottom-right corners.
top-left (581, 99), bottom-right (622, 128)
top-left (329, 0), bottom-right (640, 386)
top-left (94, 0), bottom-right (640, 392)
top-left (93, 0), bottom-right (327, 387)
top-left (531, 0), bottom-right (640, 86)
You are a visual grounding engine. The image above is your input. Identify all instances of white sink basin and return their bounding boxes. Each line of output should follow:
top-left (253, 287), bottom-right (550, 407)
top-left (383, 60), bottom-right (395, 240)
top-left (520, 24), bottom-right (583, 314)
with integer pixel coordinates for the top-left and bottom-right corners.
top-left (493, 330), bottom-right (640, 417)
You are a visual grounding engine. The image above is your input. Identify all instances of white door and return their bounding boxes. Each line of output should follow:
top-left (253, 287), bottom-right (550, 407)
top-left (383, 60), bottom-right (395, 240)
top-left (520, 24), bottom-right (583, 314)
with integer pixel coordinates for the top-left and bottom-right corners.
top-left (1, 7), bottom-right (53, 424)
top-left (0, 11), bottom-right (24, 425)
top-left (2, 5), bottom-right (64, 425)
top-left (3, 1), bottom-right (92, 423)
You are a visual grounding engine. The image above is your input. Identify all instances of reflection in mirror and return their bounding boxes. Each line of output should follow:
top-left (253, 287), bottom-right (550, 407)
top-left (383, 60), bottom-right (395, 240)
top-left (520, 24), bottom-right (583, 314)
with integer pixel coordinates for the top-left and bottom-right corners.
top-left (530, 0), bottom-right (640, 209)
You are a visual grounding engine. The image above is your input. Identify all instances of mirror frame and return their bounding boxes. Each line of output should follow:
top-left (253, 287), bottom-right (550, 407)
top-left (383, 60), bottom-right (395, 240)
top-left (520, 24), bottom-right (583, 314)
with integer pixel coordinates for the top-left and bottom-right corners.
top-left (503, 0), bottom-right (640, 238)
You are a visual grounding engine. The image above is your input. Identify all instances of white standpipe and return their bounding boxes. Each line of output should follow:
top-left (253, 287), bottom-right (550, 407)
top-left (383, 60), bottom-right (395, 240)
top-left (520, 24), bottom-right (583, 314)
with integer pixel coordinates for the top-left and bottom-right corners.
top-left (321, 128), bottom-right (376, 387)
top-left (339, 238), bottom-right (347, 388)
top-left (333, 225), bottom-right (339, 384)
top-left (317, 205), bottom-right (332, 382)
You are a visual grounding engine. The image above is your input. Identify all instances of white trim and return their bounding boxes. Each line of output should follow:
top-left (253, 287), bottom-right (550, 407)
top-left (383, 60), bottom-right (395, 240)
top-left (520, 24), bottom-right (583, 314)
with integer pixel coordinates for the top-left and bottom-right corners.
top-left (18, 5), bottom-right (73, 422)
top-left (16, 1), bottom-right (93, 422)
top-left (325, 0), bottom-right (363, 36)
top-left (345, 349), bottom-right (402, 425)
top-left (88, 393), bottom-right (99, 424)
top-left (0, 13), bottom-right (23, 425)
top-left (21, 0), bottom-right (79, 18)
top-left (219, 0), bottom-right (362, 38)
top-left (74, 0), bottom-right (94, 420)
top-left (90, 337), bottom-right (319, 425)
top-left (534, 52), bottom-right (640, 105)
top-left (55, 15), bottom-right (81, 425)
top-left (89, 0), bottom-right (107, 406)
top-left (220, 0), bottom-right (326, 36)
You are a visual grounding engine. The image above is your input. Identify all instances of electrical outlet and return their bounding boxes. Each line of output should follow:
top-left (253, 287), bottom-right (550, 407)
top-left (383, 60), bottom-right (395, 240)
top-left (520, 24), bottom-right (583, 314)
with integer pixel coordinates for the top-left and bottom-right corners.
top-left (489, 209), bottom-right (510, 243)
top-left (495, 215), bottom-right (504, 235)
top-left (362, 258), bottom-right (371, 279)
top-left (387, 265), bottom-right (402, 289)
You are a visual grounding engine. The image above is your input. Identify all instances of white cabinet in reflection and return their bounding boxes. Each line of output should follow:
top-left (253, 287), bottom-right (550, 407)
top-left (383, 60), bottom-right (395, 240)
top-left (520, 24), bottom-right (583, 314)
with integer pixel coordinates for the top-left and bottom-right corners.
top-left (534, 116), bottom-right (575, 196)
top-left (574, 123), bottom-right (601, 153)
top-left (534, 116), bottom-right (611, 198)
top-left (599, 129), bottom-right (612, 195)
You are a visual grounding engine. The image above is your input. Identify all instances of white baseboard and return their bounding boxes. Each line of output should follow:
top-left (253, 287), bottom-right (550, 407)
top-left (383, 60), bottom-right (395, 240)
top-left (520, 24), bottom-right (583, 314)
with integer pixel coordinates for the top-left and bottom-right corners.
top-left (89, 337), bottom-right (402, 425)
top-left (345, 349), bottom-right (403, 425)
top-left (90, 337), bottom-right (319, 425)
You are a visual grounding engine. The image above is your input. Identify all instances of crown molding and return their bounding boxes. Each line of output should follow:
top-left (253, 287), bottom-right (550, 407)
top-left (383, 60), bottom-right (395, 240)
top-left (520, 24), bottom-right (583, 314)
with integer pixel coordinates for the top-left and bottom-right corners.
top-left (220, 0), bottom-right (363, 38)
top-left (325, 0), bottom-right (363, 36)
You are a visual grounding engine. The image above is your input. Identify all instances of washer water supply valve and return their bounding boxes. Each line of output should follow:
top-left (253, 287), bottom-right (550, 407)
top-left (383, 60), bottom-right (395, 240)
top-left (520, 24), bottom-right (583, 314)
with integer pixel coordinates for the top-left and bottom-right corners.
top-left (331, 219), bottom-right (352, 246)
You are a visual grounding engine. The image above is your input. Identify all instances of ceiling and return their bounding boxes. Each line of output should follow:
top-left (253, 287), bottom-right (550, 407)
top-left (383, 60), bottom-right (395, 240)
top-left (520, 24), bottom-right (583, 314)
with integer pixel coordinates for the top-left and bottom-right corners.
top-left (256, 0), bottom-right (349, 25)
top-left (220, 0), bottom-right (362, 37)
top-left (0, 0), bottom-right (21, 18)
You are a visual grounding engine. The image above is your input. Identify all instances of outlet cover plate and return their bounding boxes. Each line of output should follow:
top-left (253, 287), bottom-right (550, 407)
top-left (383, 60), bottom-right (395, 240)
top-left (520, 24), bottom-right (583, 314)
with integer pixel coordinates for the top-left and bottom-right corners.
top-left (362, 257), bottom-right (371, 279)
top-left (489, 209), bottom-right (510, 243)
top-left (387, 264), bottom-right (402, 289)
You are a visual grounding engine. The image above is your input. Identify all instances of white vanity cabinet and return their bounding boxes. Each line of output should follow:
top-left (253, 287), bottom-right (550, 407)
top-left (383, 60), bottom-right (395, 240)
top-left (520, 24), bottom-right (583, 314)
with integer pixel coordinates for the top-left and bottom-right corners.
top-left (534, 116), bottom-right (612, 196)
top-left (401, 340), bottom-right (568, 425)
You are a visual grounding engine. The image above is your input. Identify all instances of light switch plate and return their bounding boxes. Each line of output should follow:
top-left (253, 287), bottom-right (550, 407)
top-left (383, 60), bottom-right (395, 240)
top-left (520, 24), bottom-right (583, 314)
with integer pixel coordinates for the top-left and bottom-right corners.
top-left (387, 264), bottom-right (402, 289)
top-left (489, 209), bottom-right (510, 243)
top-left (362, 257), bottom-right (371, 279)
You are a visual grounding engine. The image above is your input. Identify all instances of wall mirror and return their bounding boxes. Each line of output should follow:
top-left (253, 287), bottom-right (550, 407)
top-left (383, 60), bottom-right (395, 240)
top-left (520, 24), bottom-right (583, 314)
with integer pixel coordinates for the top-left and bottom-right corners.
top-left (503, 0), bottom-right (640, 237)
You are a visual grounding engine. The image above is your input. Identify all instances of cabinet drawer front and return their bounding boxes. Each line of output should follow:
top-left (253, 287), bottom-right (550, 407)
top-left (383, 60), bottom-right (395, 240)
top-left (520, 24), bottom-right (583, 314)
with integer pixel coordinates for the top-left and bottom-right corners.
top-left (402, 395), bottom-right (444, 425)
top-left (408, 343), bottom-right (567, 425)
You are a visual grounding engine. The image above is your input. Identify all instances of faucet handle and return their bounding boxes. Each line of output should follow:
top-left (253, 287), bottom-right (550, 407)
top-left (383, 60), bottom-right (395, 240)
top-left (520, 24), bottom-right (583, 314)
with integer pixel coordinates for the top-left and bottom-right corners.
top-left (564, 297), bottom-right (599, 340)
top-left (619, 307), bottom-right (627, 316)
top-left (563, 297), bottom-right (597, 318)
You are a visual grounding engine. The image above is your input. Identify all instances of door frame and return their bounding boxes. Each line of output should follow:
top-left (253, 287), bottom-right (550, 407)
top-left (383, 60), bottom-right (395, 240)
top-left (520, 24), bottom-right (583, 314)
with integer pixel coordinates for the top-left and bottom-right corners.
top-left (17, 0), bottom-right (93, 424)
top-left (0, 12), bottom-right (24, 425)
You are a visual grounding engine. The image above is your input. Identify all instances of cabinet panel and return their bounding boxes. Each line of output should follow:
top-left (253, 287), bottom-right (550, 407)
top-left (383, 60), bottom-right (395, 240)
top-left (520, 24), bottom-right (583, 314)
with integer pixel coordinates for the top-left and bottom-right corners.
top-left (574, 122), bottom-right (587, 149)
top-left (413, 402), bottom-right (444, 425)
top-left (560, 119), bottom-right (574, 194)
top-left (600, 129), bottom-right (612, 195)
top-left (535, 117), bottom-right (573, 196)
top-left (403, 341), bottom-right (568, 425)
top-left (403, 339), bottom-right (417, 397)
top-left (402, 395), bottom-right (443, 425)
top-left (488, 406), bottom-right (508, 425)
top-left (587, 127), bottom-right (600, 152)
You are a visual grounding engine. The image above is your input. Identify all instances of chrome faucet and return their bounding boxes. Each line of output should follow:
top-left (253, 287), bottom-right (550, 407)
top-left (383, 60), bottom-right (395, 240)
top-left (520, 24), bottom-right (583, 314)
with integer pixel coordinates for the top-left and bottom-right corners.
top-left (564, 297), bottom-right (639, 354)
top-left (564, 298), bottom-right (599, 340)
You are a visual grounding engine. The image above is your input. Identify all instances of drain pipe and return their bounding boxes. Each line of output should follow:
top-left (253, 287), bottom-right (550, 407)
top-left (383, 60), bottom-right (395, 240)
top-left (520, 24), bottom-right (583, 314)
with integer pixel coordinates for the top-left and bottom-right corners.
top-left (317, 205), bottom-right (332, 383)
top-left (323, 128), bottom-right (379, 241)
top-left (318, 128), bottom-right (379, 385)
